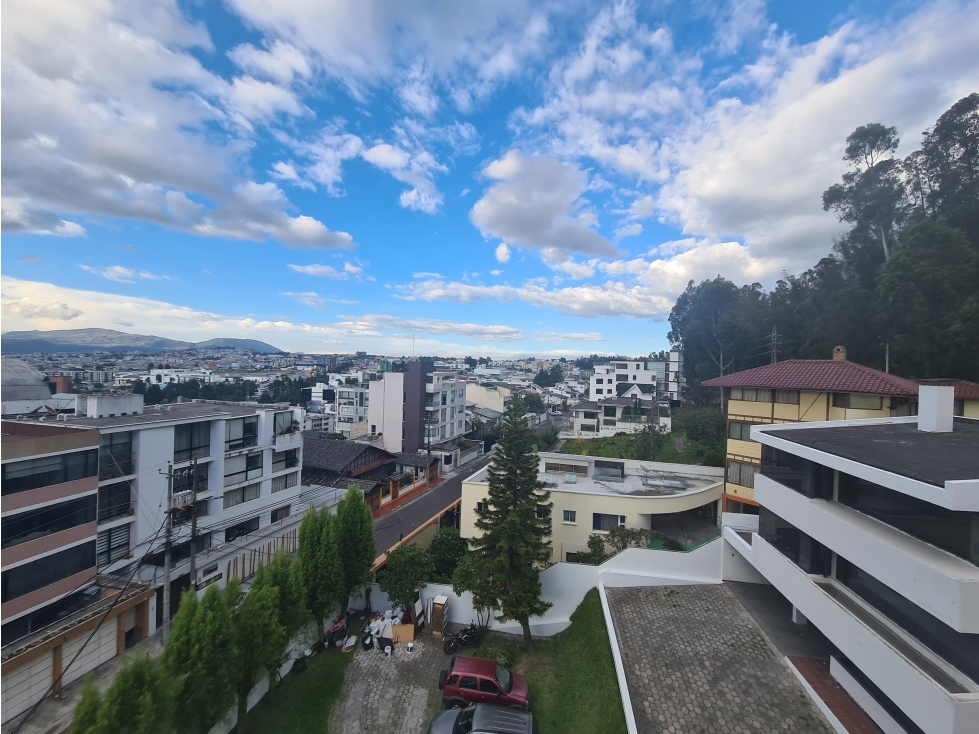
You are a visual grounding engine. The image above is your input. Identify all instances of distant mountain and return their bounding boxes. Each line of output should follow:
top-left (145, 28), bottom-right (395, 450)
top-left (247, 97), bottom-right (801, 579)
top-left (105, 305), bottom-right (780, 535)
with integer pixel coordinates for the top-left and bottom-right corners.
top-left (1, 329), bottom-right (282, 354)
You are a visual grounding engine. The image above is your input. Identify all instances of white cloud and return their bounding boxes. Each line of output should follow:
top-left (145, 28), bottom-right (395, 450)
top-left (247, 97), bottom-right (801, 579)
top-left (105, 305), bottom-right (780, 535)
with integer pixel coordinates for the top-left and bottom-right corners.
top-left (712, 0), bottom-right (768, 56)
top-left (228, 40), bottom-right (312, 84)
top-left (333, 314), bottom-right (523, 342)
top-left (1, 0), bottom-right (351, 250)
top-left (112, 316), bottom-right (135, 327)
top-left (2, 198), bottom-right (86, 237)
top-left (3, 298), bottom-right (83, 322)
top-left (490, 269), bottom-right (503, 276)
top-left (79, 265), bottom-right (169, 283)
top-left (282, 291), bottom-right (328, 308)
top-left (533, 331), bottom-right (604, 342)
top-left (494, 243), bottom-right (511, 263)
top-left (472, 151), bottom-right (617, 258)
top-left (614, 222), bottom-right (643, 240)
top-left (288, 263), bottom-right (346, 279)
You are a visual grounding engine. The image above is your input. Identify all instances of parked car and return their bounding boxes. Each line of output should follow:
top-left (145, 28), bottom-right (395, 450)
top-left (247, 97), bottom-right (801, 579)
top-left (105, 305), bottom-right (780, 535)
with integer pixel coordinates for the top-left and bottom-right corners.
top-left (439, 656), bottom-right (529, 709)
top-left (427, 703), bottom-right (533, 734)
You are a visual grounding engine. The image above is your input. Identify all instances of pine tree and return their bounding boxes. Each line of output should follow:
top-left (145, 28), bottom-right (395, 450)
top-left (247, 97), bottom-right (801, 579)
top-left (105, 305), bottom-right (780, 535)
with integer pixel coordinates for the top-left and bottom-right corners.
top-left (253, 550), bottom-right (308, 644)
top-left (226, 579), bottom-right (286, 730)
top-left (68, 677), bottom-right (101, 734)
top-left (320, 508), bottom-right (345, 624)
top-left (95, 654), bottom-right (169, 734)
top-left (161, 590), bottom-right (197, 725)
top-left (470, 394), bottom-right (552, 651)
top-left (335, 486), bottom-right (376, 610)
top-left (297, 506), bottom-right (330, 634)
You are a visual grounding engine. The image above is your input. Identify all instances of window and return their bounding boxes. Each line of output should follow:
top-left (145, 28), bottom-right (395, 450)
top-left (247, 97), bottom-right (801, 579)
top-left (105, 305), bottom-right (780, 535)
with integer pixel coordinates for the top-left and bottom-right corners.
top-left (272, 449), bottom-right (298, 473)
top-left (171, 500), bottom-right (209, 526)
top-left (544, 462), bottom-right (587, 475)
top-left (563, 510), bottom-right (576, 524)
top-left (760, 446), bottom-right (833, 499)
top-left (758, 507), bottom-right (831, 575)
top-left (2, 449), bottom-right (98, 495)
top-left (2, 496), bottom-right (97, 549)
top-left (274, 411), bottom-right (294, 435)
top-left (172, 462), bottom-right (208, 494)
top-left (225, 516), bottom-right (259, 542)
top-left (96, 525), bottom-right (130, 567)
top-left (476, 501), bottom-right (487, 512)
top-left (593, 513), bottom-right (626, 531)
top-left (98, 482), bottom-right (131, 523)
top-left (729, 388), bottom-right (772, 402)
top-left (479, 679), bottom-right (499, 694)
top-left (775, 390), bottom-right (800, 405)
top-left (446, 675), bottom-right (459, 687)
top-left (595, 379), bottom-right (603, 384)
top-left (272, 472), bottom-right (298, 493)
top-left (99, 432), bottom-right (133, 480)
top-left (727, 422), bottom-right (757, 442)
top-left (603, 406), bottom-right (617, 417)
top-left (839, 473), bottom-right (979, 565)
top-left (224, 452), bottom-right (263, 486)
top-left (726, 461), bottom-right (756, 489)
top-left (1, 541), bottom-right (96, 603)
top-left (223, 483), bottom-right (260, 509)
top-left (271, 505), bottom-right (291, 523)
top-left (615, 374), bottom-right (628, 382)
top-left (174, 422), bottom-right (210, 463)
top-left (850, 394), bottom-right (883, 410)
top-left (594, 461), bottom-right (624, 480)
top-left (225, 416), bottom-right (258, 451)
top-left (459, 676), bottom-right (478, 691)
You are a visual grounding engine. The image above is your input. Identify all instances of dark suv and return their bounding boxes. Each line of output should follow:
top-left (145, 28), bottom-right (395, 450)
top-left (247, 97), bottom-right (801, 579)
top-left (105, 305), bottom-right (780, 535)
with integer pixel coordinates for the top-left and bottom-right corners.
top-left (439, 656), bottom-right (529, 709)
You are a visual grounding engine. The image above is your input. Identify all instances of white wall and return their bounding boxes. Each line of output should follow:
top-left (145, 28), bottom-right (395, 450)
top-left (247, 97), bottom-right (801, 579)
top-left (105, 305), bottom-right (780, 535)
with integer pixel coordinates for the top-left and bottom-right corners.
top-left (369, 373), bottom-right (404, 454)
top-left (1, 650), bottom-right (53, 724)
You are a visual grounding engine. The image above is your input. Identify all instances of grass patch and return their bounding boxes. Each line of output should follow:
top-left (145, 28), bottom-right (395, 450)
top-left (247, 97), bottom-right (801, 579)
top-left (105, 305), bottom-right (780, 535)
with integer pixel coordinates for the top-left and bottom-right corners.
top-left (560, 431), bottom-right (717, 465)
top-left (468, 589), bottom-right (627, 734)
top-left (241, 648), bottom-right (353, 734)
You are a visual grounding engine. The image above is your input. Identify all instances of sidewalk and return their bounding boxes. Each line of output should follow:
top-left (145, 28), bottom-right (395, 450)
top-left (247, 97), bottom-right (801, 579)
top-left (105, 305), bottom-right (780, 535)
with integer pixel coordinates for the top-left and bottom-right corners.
top-left (373, 477), bottom-right (444, 520)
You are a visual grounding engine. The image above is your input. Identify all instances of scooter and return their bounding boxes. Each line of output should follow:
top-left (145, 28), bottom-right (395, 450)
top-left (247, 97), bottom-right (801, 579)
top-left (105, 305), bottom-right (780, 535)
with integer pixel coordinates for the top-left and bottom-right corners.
top-left (442, 621), bottom-right (481, 655)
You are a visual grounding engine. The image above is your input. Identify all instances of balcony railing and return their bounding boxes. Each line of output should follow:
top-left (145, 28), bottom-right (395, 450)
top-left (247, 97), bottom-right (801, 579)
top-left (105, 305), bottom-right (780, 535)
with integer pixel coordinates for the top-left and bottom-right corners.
top-left (99, 454), bottom-right (134, 481)
top-left (98, 503), bottom-right (134, 524)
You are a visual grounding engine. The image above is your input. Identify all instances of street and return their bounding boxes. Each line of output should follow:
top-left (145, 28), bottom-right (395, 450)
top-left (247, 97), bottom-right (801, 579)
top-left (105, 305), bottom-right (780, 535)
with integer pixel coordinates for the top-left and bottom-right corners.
top-left (372, 452), bottom-right (494, 554)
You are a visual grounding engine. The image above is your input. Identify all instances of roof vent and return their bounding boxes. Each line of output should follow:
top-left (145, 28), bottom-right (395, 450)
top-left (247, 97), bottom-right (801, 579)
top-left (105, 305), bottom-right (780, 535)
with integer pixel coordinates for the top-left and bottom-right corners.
top-left (564, 474), bottom-right (577, 484)
top-left (832, 346), bottom-right (846, 361)
top-left (918, 385), bottom-right (954, 433)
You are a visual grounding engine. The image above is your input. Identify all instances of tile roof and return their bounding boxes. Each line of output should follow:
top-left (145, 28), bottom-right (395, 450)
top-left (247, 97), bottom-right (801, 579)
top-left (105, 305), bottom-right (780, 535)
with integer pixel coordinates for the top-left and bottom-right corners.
top-left (917, 379), bottom-right (979, 400)
top-left (701, 360), bottom-right (920, 396)
top-left (616, 383), bottom-right (656, 396)
top-left (392, 452), bottom-right (439, 468)
top-left (302, 437), bottom-right (391, 472)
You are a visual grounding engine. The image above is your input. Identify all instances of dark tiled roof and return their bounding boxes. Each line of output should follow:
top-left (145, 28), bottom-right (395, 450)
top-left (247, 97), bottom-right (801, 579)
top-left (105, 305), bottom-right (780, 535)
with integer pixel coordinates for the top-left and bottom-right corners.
top-left (302, 467), bottom-right (382, 493)
top-left (917, 379), bottom-right (979, 400)
top-left (616, 383), bottom-right (656, 396)
top-left (392, 452), bottom-right (438, 468)
top-left (302, 437), bottom-right (378, 472)
top-left (701, 360), bottom-right (919, 396)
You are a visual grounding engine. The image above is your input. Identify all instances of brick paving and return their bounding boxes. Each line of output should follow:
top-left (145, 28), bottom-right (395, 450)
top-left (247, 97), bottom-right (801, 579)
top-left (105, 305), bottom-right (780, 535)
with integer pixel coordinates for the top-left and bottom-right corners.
top-left (329, 629), bottom-right (447, 734)
top-left (789, 658), bottom-right (883, 734)
top-left (605, 585), bottom-right (833, 734)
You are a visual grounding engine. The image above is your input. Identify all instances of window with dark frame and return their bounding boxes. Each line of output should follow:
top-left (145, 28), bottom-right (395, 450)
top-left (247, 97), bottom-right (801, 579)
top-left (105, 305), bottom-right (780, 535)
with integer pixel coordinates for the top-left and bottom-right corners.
top-left (174, 422), bottom-right (210, 463)
top-left (2, 450), bottom-right (98, 495)
top-left (225, 416), bottom-right (258, 451)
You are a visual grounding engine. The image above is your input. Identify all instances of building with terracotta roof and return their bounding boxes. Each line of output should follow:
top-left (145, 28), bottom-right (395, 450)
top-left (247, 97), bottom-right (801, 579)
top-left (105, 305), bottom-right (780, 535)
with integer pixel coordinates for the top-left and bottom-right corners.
top-left (702, 347), bottom-right (922, 512)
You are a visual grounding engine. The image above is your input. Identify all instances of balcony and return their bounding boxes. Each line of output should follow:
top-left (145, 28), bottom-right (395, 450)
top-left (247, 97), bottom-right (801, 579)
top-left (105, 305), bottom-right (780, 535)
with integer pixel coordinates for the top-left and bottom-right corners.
top-left (272, 431), bottom-right (302, 450)
top-left (98, 453), bottom-right (134, 481)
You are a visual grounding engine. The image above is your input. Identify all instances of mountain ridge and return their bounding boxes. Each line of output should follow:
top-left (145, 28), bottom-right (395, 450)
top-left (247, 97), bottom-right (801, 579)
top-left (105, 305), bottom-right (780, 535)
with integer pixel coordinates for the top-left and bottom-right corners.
top-left (1, 329), bottom-right (282, 354)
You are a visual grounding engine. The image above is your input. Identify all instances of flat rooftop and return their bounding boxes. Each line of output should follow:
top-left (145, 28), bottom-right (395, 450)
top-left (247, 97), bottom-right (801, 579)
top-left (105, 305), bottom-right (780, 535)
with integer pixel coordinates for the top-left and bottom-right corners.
top-left (771, 417), bottom-right (979, 487)
top-left (66, 400), bottom-right (288, 429)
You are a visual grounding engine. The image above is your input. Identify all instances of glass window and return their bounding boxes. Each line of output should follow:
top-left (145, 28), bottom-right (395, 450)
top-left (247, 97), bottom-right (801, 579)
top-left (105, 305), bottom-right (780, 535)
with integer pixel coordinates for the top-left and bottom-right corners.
top-left (459, 676), bottom-right (478, 690)
top-left (563, 510), bottom-right (576, 523)
top-left (173, 463), bottom-right (208, 494)
top-left (849, 394), bottom-right (883, 410)
top-left (98, 482), bottom-right (131, 523)
top-left (479, 679), bottom-right (499, 693)
top-left (223, 483), bottom-right (261, 509)
top-left (760, 446), bottom-right (833, 499)
top-left (728, 422), bottom-right (757, 441)
top-left (775, 390), bottom-right (800, 405)
top-left (274, 411), bottom-right (294, 435)
top-left (726, 461), bottom-right (756, 488)
top-left (832, 392), bottom-right (849, 408)
top-left (224, 452), bottom-right (263, 486)
top-left (592, 513), bottom-right (626, 531)
top-left (758, 507), bottom-right (832, 575)
top-left (1, 541), bottom-right (96, 603)
top-left (225, 416), bottom-right (258, 451)
top-left (594, 461), bottom-right (624, 479)
top-left (495, 665), bottom-right (512, 693)
top-left (271, 505), bottom-right (290, 523)
top-left (174, 422), bottom-right (210, 463)
top-left (271, 472), bottom-right (298, 493)
top-left (99, 431), bottom-right (133, 480)
top-left (2, 495), bottom-right (97, 549)
top-left (839, 473), bottom-right (979, 566)
top-left (2, 450), bottom-right (98, 495)
top-left (225, 516), bottom-right (259, 542)
top-left (272, 449), bottom-right (298, 473)
top-left (96, 525), bottom-right (130, 567)
top-left (837, 557), bottom-right (979, 683)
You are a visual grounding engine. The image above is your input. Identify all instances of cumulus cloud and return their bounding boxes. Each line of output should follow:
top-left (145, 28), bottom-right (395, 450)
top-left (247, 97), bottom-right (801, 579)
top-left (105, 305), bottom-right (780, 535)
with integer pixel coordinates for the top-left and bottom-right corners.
top-left (494, 243), bottom-right (511, 263)
top-left (2, 0), bottom-right (352, 250)
top-left (2, 298), bottom-right (83, 322)
top-left (489, 269), bottom-right (503, 276)
top-left (472, 151), bottom-right (617, 258)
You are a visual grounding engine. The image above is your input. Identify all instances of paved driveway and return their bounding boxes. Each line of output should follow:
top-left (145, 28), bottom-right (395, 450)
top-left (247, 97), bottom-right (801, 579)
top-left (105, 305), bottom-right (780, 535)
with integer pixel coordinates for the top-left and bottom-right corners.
top-left (605, 585), bottom-right (832, 734)
top-left (329, 630), bottom-right (448, 734)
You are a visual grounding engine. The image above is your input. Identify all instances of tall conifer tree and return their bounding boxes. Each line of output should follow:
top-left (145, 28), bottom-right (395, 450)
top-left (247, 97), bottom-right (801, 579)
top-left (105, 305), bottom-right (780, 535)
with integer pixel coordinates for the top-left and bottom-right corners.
top-left (335, 486), bottom-right (376, 610)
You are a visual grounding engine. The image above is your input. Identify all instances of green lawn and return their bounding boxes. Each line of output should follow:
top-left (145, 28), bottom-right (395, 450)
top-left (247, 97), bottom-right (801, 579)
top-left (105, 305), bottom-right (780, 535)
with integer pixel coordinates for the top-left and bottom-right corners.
top-left (469, 589), bottom-right (628, 734)
top-left (242, 648), bottom-right (353, 734)
top-left (560, 431), bottom-right (714, 465)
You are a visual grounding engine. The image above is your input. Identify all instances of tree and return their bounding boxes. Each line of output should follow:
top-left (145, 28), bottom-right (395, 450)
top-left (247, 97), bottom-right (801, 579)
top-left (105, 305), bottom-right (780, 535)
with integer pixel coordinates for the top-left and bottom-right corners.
top-left (94, 654), bottom-right (170, 734)
top-left (377, 544), bottom-right (434, 614)
top-left (297, 507), bottom-right (341, 634)
top-left (522, 392), bottom-right (545, 414)
top-left (252, 550), bottom-right (308, 644)
top-left (162, 585), bottom-right (237, 734)
top-left (335, 487), bottom-right (376, 611)
top-left (68, 677), bottom-right (102, 734)
top-left (227, 579), bottom-right (286, 727)
top-left (428, 527), bottom-right (468, 582)
top-left (144, 384), bottom-right (164, 405)
top-left (131, 380), bottom-right (145, 395)
top-left (452, 552), bottom-right (497, 629)
top-left (470, 395), bottom-right (553, 652)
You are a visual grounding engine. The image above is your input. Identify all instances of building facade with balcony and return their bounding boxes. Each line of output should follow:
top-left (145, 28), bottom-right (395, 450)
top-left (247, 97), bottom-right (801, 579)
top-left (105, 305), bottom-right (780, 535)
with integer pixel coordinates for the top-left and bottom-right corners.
top-left (335, 384), bottom-right (369, 438)
top-left (1, 421), bottom-right (155, 723)
top-left (702, 348), bottom-right (922, 513)
top-left (724, 386), bottom-right (979, 734)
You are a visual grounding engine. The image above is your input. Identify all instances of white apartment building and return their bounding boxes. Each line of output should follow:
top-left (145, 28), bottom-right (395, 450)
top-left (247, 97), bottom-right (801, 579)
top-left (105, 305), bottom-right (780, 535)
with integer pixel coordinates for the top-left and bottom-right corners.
top-left (590, 360), bottom-right (658, 400)
top-left (665, 350), bottom-right (684, 401)
top-left (461, 452), bottom-right (723, 562)
top-left (145, 368), bottom-right (216, 385)
top-left (425, 371), bottom-right (469, 447)
top-left (723, 386), bottom-right (979, 734)
top-left (335, 384), bottom-right (369, 438)
top-left (465, 383), bottom-right (511, 414)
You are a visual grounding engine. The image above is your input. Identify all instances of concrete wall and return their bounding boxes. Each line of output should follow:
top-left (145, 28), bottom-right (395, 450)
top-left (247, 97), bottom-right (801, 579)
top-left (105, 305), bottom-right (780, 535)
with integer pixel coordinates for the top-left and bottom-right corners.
top-left (369, 373), bottom-right (404, 454)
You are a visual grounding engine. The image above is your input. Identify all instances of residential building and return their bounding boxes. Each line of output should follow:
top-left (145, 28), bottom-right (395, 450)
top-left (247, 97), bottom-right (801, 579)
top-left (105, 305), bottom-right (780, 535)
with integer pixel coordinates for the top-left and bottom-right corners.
top-left (461, 451), bottom-right (723, 562)
top-left (569, 397), bottom-right (665, 437)
top-left (665, 350), bottom-right (684, 401)
top-left (465, 382), bottom-right (511, 414)
top-left (723, 386), bottom-right (979, 734)
top-left (702, 348), bottom-right (921, 513)
top-left (145, 368), bottom-right (215, 384)
top-left (335, 383), bottom-right (369, 438)
top-left (2, 421), bottom-right (155, 723)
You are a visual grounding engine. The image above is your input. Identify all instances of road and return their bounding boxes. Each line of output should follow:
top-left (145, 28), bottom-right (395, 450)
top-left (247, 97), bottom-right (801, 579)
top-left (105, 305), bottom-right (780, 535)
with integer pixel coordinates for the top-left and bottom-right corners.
top-left (373, 452), bottom-right (494, 554)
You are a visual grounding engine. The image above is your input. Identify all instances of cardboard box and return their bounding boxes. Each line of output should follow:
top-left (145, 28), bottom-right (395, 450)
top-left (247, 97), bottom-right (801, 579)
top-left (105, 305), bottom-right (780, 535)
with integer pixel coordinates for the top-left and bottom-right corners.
top-left (390, 624), bottom-right (414, 643)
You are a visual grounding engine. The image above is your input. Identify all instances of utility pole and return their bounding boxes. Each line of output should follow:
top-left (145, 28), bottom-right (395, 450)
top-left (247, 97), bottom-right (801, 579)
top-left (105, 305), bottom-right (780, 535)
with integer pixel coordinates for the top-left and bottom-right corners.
top-left (188, 458), bottom-right (199, 592)
top-left (769, 326), bottom-right (779, 364)
top-left (162, 462), bottom-right (173, 642)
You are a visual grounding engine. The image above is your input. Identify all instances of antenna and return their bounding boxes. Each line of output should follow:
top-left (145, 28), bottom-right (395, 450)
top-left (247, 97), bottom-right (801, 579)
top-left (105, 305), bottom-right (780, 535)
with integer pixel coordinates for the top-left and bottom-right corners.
top-left (764, 326), bottom-right (779, 364)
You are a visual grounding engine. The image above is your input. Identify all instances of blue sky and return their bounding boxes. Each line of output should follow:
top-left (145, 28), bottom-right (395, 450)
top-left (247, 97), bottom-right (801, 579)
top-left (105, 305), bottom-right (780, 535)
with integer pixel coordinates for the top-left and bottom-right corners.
top-left (2, 0), bottom-right (978, 356)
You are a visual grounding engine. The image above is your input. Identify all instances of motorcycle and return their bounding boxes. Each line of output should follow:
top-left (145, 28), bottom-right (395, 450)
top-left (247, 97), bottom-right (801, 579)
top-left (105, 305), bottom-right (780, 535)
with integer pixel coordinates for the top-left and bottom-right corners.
top-left (443, 621), bottom-right (481, 655)
top-left (326, 614), bottom-right (350, 648)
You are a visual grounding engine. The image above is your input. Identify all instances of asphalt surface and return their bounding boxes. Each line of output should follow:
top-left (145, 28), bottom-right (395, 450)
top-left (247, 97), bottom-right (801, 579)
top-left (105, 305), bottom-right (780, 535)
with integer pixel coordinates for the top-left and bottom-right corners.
top-left (373, 452), bottom-right (494, 554)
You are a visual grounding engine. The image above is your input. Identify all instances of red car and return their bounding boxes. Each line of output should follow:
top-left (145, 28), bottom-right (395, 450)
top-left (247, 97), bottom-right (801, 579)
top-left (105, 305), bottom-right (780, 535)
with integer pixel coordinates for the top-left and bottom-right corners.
top-left (439, 656), bottom-right (530, 710)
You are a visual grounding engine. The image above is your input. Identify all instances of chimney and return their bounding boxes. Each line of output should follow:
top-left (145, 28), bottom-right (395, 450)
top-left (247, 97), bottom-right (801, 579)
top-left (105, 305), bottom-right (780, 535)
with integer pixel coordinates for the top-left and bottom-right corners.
top-left (918, 385), bottom-right (954, 432)
top-left (832, 346), bottom-right (846, 361)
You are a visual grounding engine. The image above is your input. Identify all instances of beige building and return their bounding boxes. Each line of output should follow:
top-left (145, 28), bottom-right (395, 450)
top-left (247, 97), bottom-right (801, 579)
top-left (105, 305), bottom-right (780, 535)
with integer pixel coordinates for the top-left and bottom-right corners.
top-left (465, 383), bottom-right (511, 414)
top-left (461, 451), bottom-right (723, 562)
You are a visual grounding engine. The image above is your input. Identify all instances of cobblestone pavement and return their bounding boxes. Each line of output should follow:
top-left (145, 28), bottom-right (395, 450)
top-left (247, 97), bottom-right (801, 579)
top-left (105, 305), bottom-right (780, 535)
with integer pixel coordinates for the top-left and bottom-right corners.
top-left (329, 630), bottom-right (448, 734)
top-left (606, 585), bottom-right (832, 734)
